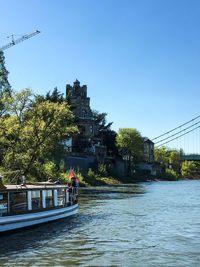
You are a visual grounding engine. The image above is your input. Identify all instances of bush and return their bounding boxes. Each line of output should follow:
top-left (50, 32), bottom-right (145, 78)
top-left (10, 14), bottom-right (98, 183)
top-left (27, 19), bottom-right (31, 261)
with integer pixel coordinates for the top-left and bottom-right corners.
top-left (163, 168), bottom-right (179, 181)
top-left (76, 169), bottom-right (84, 183)
top-left (181, 161), bottom-right (198, 178)
top-left (87, 168), bottom-right (96, 179)
top-left (97, 164), bottom-right (108, 176)
top-left (61, 168), bottom-right (85, 185)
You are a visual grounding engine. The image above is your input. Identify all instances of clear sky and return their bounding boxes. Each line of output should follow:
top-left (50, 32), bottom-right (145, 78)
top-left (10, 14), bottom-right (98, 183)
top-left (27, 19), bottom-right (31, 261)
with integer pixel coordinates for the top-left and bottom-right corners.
top-left (1, 0), bottom-right (200, 144)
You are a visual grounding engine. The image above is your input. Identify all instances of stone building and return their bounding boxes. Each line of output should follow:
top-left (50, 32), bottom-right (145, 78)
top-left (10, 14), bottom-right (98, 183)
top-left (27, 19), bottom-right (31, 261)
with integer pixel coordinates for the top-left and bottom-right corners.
top-left (143, 137), bottom-right (154, 163)
top-left (65, 80), bottom-right (106, 170)
top-left (136, 138), bottom-right (159, 176)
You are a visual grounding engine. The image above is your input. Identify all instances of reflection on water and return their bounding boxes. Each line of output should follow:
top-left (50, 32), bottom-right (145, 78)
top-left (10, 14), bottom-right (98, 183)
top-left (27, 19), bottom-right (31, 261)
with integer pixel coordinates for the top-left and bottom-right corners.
top-left (0, 181), bottom-right (200, 266)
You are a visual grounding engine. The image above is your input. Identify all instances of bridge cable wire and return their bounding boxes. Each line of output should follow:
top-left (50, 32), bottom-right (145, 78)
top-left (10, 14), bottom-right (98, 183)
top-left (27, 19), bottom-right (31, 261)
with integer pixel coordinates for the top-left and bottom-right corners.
top-left (152, 115), bottom-right (200, 141)
top-left (155, 121), bottom-right (200, 144)
top-left (157, 125), bottom-right (200, 147)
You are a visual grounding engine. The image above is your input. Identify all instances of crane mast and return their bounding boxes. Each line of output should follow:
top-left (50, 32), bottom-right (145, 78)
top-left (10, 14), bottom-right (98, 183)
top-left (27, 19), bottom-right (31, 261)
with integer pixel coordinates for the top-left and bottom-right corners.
top-left (0, 30), bottom-right (40, 51)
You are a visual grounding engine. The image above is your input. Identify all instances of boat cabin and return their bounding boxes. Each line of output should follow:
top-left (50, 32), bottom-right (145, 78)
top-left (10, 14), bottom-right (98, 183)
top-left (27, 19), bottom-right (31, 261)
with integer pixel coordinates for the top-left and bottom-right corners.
top-left (0, 183), bottom-right (78, 217)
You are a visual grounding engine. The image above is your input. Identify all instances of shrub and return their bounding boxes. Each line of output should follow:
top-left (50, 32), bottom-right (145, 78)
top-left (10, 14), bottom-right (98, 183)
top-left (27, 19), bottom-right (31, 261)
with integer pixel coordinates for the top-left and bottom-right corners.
top-left (97, 164), bottom-right (108, 176)
top-left (164, 168), bottom-right (179, 181)
top-left (87, 168), bottom-right (96, 179)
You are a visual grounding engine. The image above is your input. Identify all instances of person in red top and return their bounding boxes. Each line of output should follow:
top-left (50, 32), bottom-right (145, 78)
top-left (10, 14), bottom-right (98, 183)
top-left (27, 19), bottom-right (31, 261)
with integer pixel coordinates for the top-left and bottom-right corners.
top-left (69, 169), bottom-right (79, 187)
top-left (68, 169), bottom-right (79, 202)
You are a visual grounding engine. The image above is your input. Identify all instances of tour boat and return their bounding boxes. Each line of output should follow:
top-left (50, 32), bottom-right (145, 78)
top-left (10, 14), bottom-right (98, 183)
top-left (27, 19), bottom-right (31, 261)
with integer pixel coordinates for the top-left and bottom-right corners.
top-left (0, 181), bottom-right (79, 233)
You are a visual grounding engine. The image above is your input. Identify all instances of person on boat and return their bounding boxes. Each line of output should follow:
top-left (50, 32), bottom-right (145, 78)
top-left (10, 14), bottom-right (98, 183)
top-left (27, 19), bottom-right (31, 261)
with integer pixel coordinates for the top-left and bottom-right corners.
top-left (68, 169), bottom-right (79, 204)
top-left (69, 169), bottom-right (79, 188)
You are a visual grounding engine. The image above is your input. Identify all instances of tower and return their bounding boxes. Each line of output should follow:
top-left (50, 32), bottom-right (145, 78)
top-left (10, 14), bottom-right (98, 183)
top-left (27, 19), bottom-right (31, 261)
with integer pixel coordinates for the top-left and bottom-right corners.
top-left (66, 80), bottom-right (99, 153)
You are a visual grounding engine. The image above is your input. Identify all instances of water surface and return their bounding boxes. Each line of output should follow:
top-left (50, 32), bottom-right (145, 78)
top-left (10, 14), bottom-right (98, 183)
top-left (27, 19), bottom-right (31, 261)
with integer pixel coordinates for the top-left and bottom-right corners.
top-left (0, 180), bottom-right (200, 266)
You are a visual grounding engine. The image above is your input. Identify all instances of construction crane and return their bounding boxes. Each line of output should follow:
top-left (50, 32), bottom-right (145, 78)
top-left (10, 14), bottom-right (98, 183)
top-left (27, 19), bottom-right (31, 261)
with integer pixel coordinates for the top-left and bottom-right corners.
top-left (0, 30), bottom-right (40, 51)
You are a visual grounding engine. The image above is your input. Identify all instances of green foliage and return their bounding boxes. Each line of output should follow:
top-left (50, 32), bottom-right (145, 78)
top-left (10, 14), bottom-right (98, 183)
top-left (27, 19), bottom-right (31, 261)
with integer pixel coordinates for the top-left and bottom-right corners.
top-left (92, 110), bottom-right (118, 156)
top-left (0, 51), bottom-right (11, 94)
top-left (97, 163), bottom-right (108, 176)
top-left (155, 147), bottom-right (182, 176)
top-left (60, 168), bottom-right (84, 185)
top-left (116, 128), bottom-right (144, 176)
top-left (76, 169), bottom-right (84, 183)
top-left (59, 160), bottom-right (65, 173)
top-left (0, 89), bottom-right (78, 180)
top-left (92, 110), bottom-right (113, 131)
top-left (102, 130), bottom-right (118, 157)
top-left (45, 87), bottom-right (64, 103)
top-left (43, 161), bottom-right (57, 179)
top-left (0, 51), bottom-right (12, 116)
top-left (116, 128), bottom-right (144, 162)
top-left (164, 168), bottom-right (179, 180)
top-left (87, 168), bottom-right (96, 179)
top-left (154, 147), bottom-right (169, 164)
top-left (181, 161), bottom-right (200, 178)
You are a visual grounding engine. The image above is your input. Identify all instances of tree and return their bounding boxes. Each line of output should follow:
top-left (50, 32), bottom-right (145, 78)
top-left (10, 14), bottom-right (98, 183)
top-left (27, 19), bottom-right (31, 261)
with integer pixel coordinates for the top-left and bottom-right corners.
top-left (155, 147), bottom-right (183, 175)
top-left (116, 128), bottom-right (144, 175)
top-left (92, 110), bottom-right (112, 132)
top-left (154, 147), bottom-right (169, 165)
top-left (0, 89), bottom-right (78, 180)
top-left (0, 51), bottom-right (12, 116)
top-left (34, 87), bottom-right (64, 105)
top-left (168, 149), bottom-right (183, 174)
top-left (181, 161), bottom-right (200, 178)
top-left (0, 51), bottom-right (11, 94)
top-left (102, 130), bottom-right (118, 157)
top-left (45, 87), bottom-right (64, 103)
top-left (92, 110), bottom-right (118, 156)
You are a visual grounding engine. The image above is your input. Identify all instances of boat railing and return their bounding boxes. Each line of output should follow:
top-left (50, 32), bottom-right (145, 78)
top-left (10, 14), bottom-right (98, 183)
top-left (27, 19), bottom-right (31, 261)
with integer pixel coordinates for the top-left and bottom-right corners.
top-left (0, 183), bottom-right (78, 217)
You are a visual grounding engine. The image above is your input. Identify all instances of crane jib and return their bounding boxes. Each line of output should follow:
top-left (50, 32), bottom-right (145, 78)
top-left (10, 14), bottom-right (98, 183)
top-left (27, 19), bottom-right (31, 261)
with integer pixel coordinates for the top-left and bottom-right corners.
top-left (0, 30), bottom-right (41, 51)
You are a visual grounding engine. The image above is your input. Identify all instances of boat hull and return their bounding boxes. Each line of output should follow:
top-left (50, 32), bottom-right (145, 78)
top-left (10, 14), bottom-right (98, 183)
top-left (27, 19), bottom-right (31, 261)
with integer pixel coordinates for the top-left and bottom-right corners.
top-left (0, 204), bottom-right (79, 233)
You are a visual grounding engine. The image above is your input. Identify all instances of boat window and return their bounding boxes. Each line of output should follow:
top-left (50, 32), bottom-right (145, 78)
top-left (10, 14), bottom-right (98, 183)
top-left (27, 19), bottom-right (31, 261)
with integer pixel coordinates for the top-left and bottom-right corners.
top-left (46, 190), bottom-right (54, 208)
top-left (57, 189), bottom-right (66, 206)
top-left (0, 193), bottom-right (8, 216)
top-left (10, 192), bottom-right (27, 214)
top-left (31, 190), bottom-right (42, 210)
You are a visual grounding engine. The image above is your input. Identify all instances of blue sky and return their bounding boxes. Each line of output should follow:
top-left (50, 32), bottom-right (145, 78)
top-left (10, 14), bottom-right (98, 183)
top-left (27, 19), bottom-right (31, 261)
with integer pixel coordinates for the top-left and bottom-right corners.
top-left (1, 0), bottom-right (200, 147)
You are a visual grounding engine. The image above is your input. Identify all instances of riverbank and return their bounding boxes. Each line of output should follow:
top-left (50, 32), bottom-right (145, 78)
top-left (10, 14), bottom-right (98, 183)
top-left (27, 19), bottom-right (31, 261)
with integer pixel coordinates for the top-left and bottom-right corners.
top-left (79, 174), bottom-right (160, 187)
top-left (79, 173), bottom-right (199, 187)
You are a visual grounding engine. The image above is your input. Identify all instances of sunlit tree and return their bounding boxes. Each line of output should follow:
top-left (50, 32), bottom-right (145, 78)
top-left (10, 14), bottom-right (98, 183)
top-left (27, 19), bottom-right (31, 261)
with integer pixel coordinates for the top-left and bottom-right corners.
top-left (116, 128), bottom-right (144, 175)
top-left (0, 89), bottom-right (78, 180)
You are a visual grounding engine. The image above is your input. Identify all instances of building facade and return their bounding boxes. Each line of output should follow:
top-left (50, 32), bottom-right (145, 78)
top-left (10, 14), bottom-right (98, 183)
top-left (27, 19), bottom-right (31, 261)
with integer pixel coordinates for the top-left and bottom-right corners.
top-left (66, 80), bottom-right (106, 164)
top-left (143, 137), bottom-right (154, 163)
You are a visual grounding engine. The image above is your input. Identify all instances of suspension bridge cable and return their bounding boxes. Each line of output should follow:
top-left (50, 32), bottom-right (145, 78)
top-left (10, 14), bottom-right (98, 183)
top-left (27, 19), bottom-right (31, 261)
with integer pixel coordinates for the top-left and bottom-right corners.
top-left (157, 125), bottom-right (200, 147)
top-left (155, 120), bottom-right (200, 144)
top-left (152, 115), bottom-right (200, 141)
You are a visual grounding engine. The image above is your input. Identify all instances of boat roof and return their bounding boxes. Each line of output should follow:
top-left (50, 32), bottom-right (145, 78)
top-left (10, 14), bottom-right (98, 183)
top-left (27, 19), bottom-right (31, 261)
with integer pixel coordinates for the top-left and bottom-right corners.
top-left (0, 182), bottom-right (68, 192)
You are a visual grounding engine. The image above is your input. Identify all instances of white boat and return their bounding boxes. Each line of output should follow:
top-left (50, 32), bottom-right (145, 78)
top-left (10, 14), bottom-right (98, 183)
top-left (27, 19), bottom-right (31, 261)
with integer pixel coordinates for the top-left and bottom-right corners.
top-left (0, 182), bottom-right (79, 233)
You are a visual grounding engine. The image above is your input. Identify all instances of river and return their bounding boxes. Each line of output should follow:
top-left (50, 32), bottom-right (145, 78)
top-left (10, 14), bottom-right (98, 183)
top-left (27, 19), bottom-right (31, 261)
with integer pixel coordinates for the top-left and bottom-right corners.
top-left (0, 180), bottom-right (200, 266)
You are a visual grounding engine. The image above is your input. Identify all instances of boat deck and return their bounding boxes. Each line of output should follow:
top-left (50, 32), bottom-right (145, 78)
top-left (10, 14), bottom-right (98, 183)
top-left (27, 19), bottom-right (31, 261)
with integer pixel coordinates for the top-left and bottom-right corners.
top-left (0, 183), bottom-right (68, 192)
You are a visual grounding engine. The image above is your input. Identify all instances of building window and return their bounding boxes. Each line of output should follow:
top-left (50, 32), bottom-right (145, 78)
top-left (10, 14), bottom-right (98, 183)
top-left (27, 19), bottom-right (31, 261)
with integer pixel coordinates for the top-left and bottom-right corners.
top-left (31, 190), bottom-right (42, 210)
top-left (57, 189), bottom-right (66, 206)
top-left (90, 125), bottom-right (93, 134)
top-left (10, 192), bottom-right (27, 214)
top-left (0, 193), bottom-right (8, 216)
top-left (46, 190), bottom-right (54, 208)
